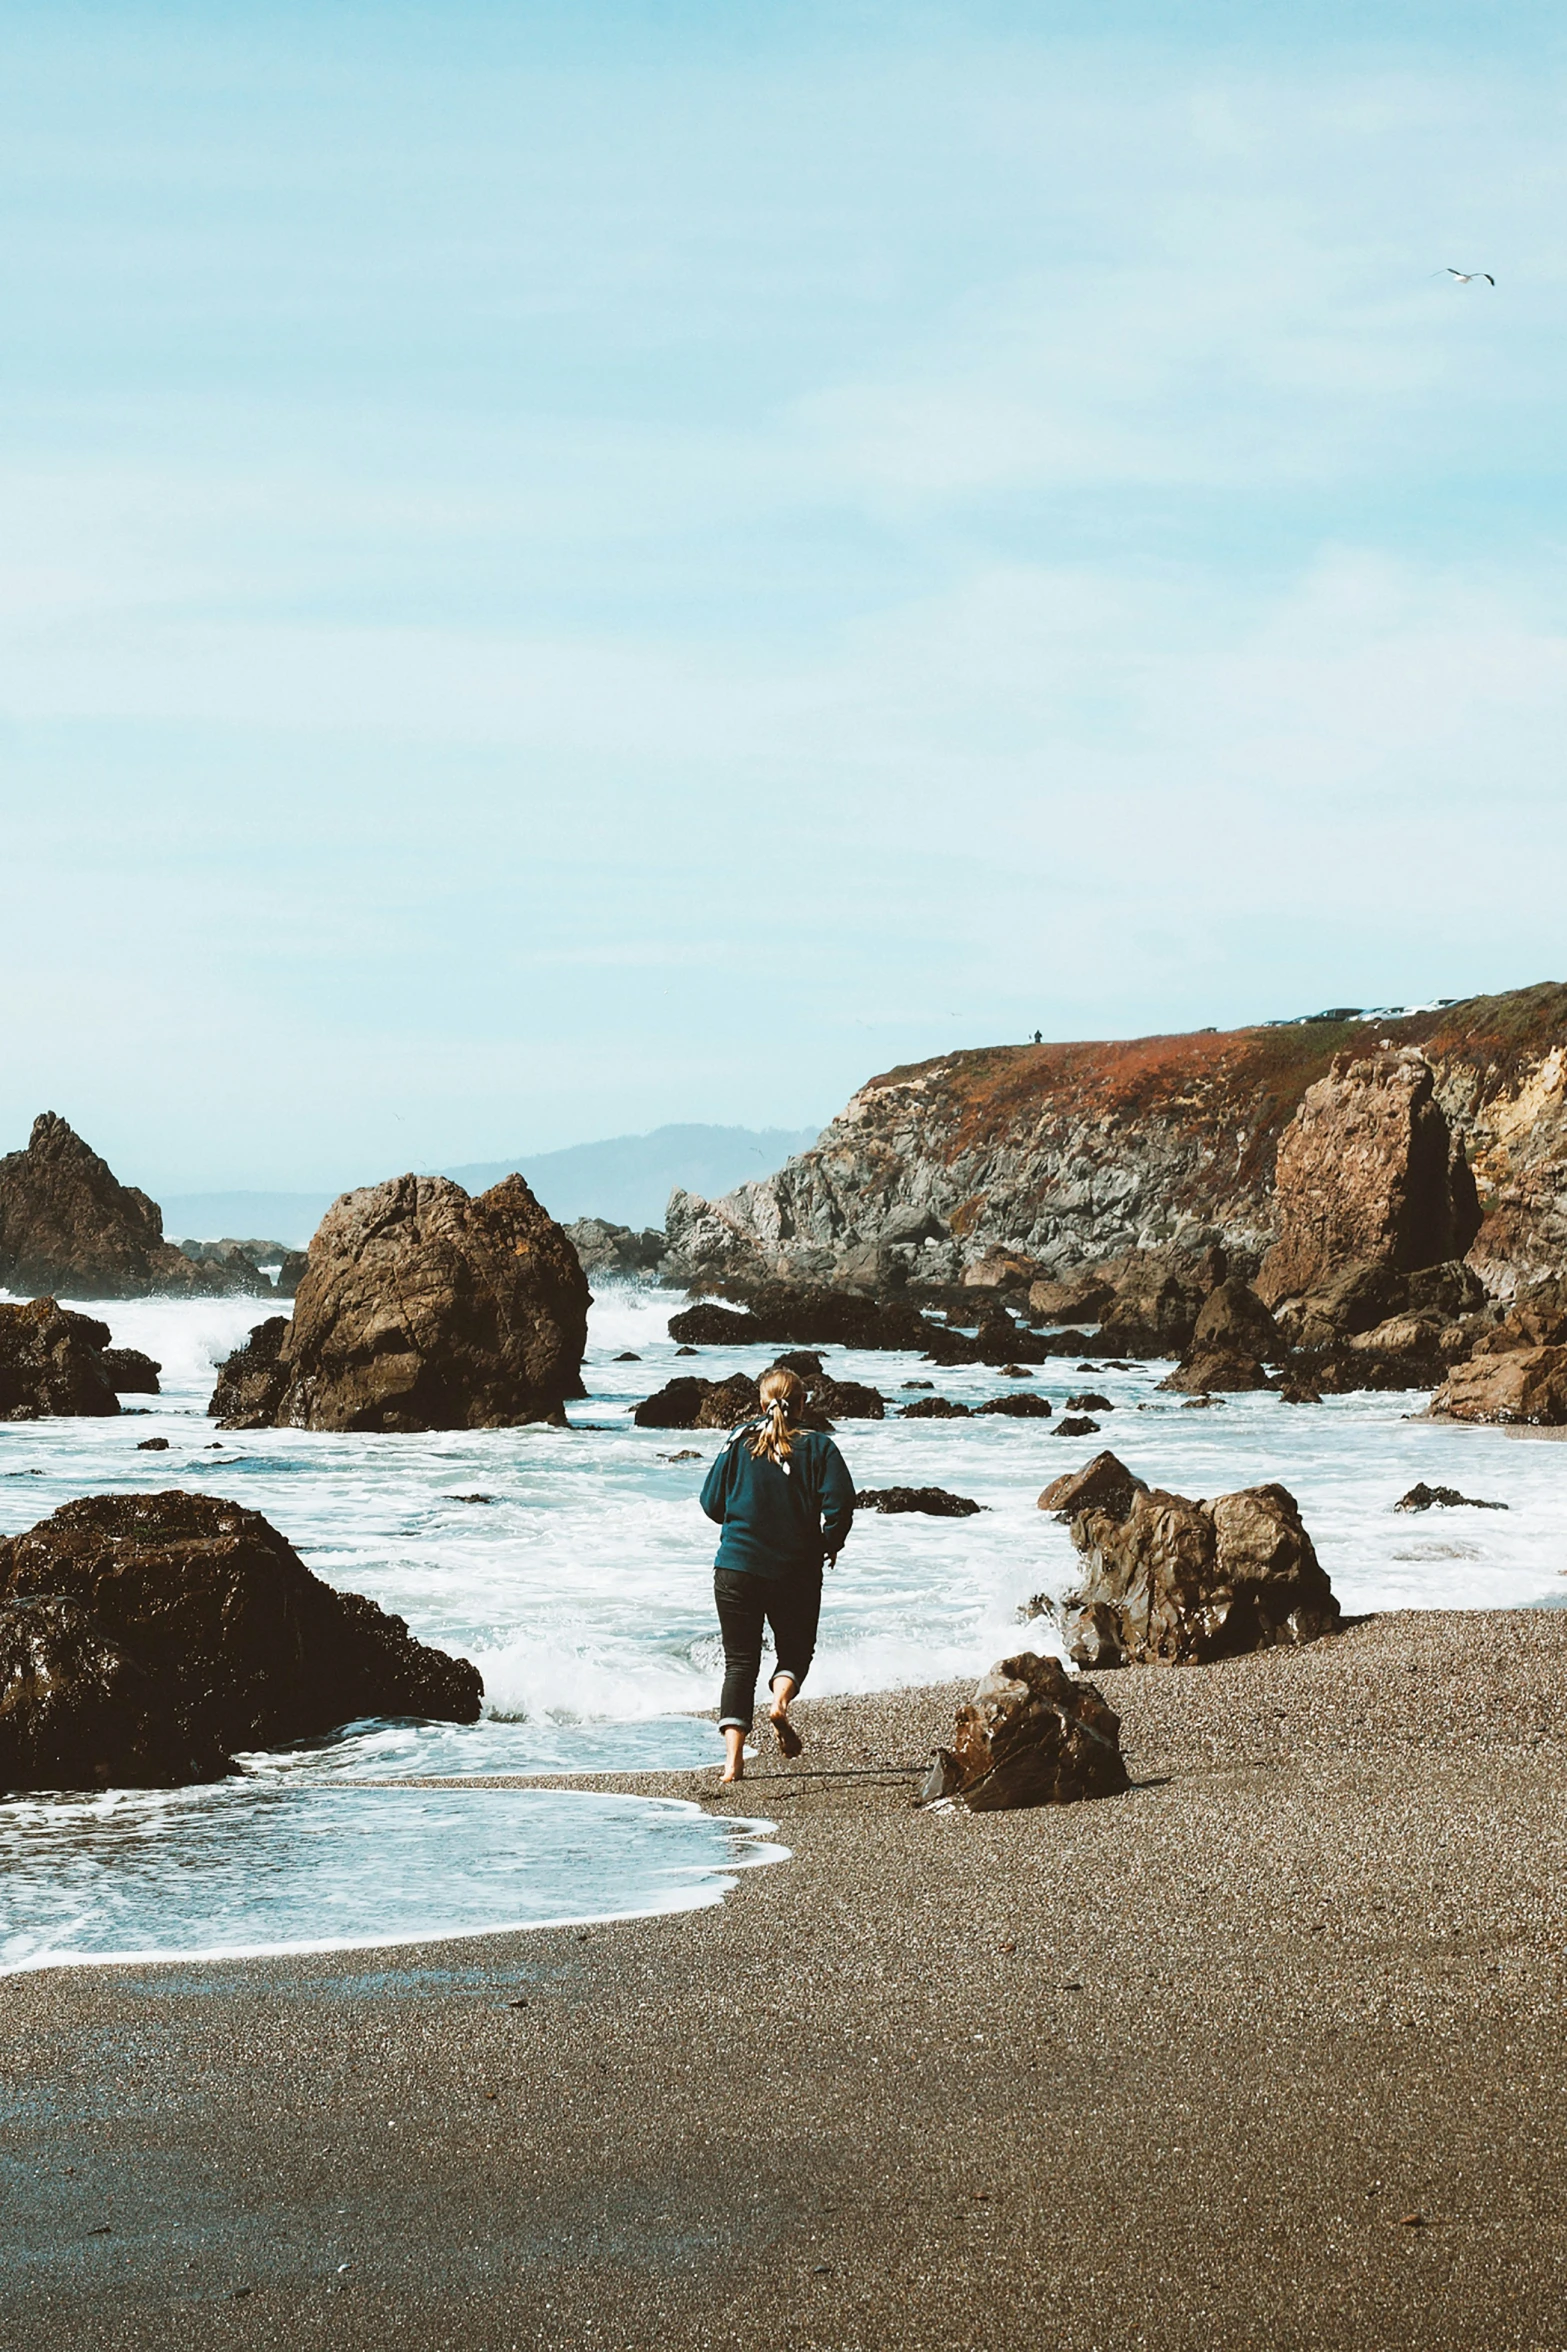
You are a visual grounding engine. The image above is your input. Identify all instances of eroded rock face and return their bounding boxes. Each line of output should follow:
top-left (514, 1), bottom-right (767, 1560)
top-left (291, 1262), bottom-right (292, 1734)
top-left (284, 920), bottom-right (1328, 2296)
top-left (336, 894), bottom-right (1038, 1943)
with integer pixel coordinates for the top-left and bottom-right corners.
top-left (1159, 1350), bottom-right (1273, 1395)
top-left (565, 1218), bottom-right (666, 1278)
top-left (1258, 1052), bottom-right (1481, 1307)
top-left (1428, 1347), bottom-right (1567, 1426)
top-left (1190, 1278), bottom-right (1282, 1359)
top-left (922, 1651), bottom-right (1129, 1810)
top-left (209, 1174), bottom-right (590, 1432)
top-left (100, 1347), bottom-right (161, 1395)
top-left (1048, 1453), bottom-right (1339, 1667)
top-left (0, 1299), bottom-right (121, 1420)
top-left (0, 1114), bottom-right (259, 1299)
top-left (0, 1491), bottom-right (482, 1789)
top-left (0, 1594), bottom-right (196, 1793)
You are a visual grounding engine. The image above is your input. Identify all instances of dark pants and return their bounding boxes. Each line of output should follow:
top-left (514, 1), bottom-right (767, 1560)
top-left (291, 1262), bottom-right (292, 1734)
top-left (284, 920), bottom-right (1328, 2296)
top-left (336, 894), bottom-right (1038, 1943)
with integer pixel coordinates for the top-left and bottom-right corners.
top-left (714, 1566), bottom-right (823, 1730)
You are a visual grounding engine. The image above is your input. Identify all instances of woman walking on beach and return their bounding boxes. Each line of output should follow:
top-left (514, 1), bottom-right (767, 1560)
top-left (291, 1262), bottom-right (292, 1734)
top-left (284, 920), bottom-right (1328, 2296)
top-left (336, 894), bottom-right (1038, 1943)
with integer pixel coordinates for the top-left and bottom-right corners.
top-left (699, 1366), bottom-right (855, 1784)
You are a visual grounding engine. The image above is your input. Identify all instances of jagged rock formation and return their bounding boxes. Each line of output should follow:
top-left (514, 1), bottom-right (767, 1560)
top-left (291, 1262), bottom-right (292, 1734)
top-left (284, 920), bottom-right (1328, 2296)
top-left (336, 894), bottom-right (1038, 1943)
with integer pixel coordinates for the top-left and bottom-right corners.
top-left (565, 1218), bottom-right (666, 1278)
top-left (101, 1346), bottom-right (161, 1394)
top-left (0, 1299), bottom-right (123, 1419)
top-left (209, 1173), bottom-right (590, 1432)
top-left (0, 1491), bottom-right (483, 1792)
top-left (1256, 1050), bottom-right (1480, 1305)
top-left (0, 1115), bottom-right (263, 1299)
top-left (663, 985), bottom-right (1567, 1298)
top-left (921, 1652), bottom-right (1129, 1810)
top-left (1038, 1452), bottom-right (1339, 1668)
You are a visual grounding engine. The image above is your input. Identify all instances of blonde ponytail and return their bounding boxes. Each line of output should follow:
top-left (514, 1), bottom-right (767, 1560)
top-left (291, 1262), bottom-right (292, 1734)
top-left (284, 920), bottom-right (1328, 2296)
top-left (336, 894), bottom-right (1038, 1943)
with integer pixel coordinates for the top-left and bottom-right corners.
top-left (748, 1366), bottom-right (806, 1467)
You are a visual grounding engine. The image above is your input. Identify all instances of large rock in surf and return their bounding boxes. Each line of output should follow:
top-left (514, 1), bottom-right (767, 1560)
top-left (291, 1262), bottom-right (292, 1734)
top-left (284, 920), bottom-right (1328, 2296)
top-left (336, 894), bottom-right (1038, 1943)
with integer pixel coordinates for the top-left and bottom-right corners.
top-left (0, 1491), bottom-right (483, 1791)
top-left (1257, 1050), bottom-right (1481, 1307)
top-left (1043, 1451), bottom-right (1339, 1668)
top-left (1428, 1347), bottom-right (1567, 1427)
top-left (0, 1114), bottom-right (264, 1299)
top-left (922, 1652), bottom-right (1129, 1810)
top-left (209, 1173), bottom-right (590, 1432)
top-left (0, 1298), bottom-right (123, 1420)
top-left (0, 1595), bottom-right (195, 1792)
top-left (634, 1373), bottom-right (760, 1430)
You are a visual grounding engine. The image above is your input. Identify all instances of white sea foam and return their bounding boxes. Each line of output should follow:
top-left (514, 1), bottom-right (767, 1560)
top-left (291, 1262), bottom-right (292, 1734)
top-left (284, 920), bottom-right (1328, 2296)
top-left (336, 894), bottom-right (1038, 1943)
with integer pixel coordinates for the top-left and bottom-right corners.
top-left (2, 1279), bottom-right (1562, 1963)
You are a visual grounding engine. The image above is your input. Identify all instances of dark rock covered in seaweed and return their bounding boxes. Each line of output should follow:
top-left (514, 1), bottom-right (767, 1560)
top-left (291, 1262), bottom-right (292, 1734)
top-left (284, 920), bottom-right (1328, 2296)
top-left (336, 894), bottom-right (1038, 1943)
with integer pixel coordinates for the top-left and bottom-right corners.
top-left (855, 1486), bottom-right (982, 1517)
top-left (0, 1490), bottom-right (482, 1791)
top-left (209, 1173), bottom-right (589, 1432)
top-left (0, 1594), bottom-right (197, 1793)
top-left (922, 1652), bottom-right (1130, 1810)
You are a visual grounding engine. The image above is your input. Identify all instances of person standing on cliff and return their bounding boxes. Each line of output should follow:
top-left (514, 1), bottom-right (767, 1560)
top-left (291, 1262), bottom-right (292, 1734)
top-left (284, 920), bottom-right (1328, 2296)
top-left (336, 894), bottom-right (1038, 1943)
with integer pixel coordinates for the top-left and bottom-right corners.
top-left (699, 1366), bottom-right (855, 1784)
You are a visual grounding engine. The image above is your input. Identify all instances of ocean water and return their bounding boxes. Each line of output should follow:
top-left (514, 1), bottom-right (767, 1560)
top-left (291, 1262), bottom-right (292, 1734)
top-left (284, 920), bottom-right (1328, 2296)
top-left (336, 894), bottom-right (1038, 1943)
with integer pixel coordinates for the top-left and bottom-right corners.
top-left (2, 1282), bottom-right (1562, 1969)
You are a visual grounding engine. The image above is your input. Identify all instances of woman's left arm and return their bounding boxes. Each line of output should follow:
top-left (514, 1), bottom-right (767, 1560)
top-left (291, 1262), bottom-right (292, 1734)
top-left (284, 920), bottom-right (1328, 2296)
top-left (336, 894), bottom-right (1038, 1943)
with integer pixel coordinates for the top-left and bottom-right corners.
top-left (818, 1441), bottom-right (856, 1560)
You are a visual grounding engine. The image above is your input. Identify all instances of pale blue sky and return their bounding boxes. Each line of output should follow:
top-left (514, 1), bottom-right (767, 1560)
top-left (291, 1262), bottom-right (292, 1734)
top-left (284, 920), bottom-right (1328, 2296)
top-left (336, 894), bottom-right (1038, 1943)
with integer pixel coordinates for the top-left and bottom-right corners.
top-left (3, 1), bottom-right (1564, 1191)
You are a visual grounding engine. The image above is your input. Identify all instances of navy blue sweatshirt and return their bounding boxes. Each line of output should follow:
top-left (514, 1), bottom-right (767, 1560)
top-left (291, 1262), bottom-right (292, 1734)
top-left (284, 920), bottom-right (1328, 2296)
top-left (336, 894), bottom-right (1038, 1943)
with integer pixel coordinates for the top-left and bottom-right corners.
top-left (699, 1424), bottom-right (856, 1578)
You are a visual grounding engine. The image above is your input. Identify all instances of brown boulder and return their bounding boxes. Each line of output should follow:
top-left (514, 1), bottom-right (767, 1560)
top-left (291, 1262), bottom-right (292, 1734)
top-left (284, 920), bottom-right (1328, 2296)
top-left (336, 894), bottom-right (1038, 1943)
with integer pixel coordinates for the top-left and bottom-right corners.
top-left (1159, 1349), bottom-right (1274, 1394)
top-left (0, 1298), bottom-right (121, 1420)
top-left (1428, 1347), bottom-right (1567, 1426)
top-left (961, 1250), bottom-right (1042, 1290)
top-left (1470, 1274), bottom-right (1567, 1358)
top-left (806, 1374), bottom-right (885, 1420)
top-left (1257, 1051), bottom-right (1481, 1306)
top-left (0, 1595), bottom-right (198, 1793)
top-left (1038, 1450), bottom-right (1143, 1518)
top-left (1190, 1277), bottom-right (1282, 1359)
top-left (100, 1346), bottom-right (161, 1395)
top-left (209, 1173), bottom-right (590, 1432)
top-left (1028, 1271), bottom-right (1115, 1325)
top-left (0, 1490), bottom-right (483, 1788)
top-left (922, 1651), bottom-right (1129, 1809)
top-left (0, 1114), bottom-right (258, 1299)
top-left (1050, 1453), bottom-right (1339, 1666)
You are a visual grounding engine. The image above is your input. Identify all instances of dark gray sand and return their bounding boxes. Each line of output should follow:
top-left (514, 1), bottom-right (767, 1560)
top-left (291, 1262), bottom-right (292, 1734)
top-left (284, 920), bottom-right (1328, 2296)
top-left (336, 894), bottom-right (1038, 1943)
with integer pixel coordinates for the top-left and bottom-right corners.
top-left (7, 1607), bottom-right (1567, 2351)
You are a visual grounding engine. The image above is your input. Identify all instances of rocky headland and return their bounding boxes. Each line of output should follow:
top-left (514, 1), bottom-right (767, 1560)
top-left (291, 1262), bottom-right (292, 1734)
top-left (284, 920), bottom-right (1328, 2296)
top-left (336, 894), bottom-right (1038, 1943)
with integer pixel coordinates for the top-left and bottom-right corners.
top-left (210, 1170), bottom-right (590, 1432)
top-left (664, 983), bottom-right (1566, 1299)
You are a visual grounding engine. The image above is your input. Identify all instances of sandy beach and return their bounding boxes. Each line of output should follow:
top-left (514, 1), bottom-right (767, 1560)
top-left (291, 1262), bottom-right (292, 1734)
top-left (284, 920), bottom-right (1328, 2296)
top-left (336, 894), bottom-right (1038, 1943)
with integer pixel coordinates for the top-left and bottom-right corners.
top-left (6, 1605), bottom-right (1567, 2351)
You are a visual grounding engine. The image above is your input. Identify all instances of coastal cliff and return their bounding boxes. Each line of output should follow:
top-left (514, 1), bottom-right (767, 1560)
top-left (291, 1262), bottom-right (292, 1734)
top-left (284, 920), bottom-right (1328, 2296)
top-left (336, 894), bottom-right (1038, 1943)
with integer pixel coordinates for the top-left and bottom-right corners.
top-left (666, 983), bottom-right (1567, 1297)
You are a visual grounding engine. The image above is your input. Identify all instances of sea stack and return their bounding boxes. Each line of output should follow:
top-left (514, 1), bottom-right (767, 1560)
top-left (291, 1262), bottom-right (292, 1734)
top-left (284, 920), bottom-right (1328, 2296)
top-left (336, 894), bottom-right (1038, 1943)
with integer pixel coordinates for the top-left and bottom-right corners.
top-left (209, 1171), bottom-right (590, 1432)
top-left (0, 1113), bottom-right (264, 1299)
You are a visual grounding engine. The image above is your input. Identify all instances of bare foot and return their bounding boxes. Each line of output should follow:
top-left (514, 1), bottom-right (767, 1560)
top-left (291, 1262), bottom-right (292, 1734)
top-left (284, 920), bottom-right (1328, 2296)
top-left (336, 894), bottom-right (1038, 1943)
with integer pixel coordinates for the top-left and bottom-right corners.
top-left (770, 1696), bottom-right (804, 1760)
top-left (718, 1762), bottom-right (744, 1784)
top-left (719, 1726), bottom-right (746, 1784)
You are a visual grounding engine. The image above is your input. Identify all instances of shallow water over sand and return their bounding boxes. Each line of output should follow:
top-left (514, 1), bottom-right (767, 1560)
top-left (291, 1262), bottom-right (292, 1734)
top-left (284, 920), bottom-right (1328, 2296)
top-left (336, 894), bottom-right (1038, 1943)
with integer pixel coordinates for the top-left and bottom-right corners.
top-left (1, 1281), bottom-right (1562, 1965)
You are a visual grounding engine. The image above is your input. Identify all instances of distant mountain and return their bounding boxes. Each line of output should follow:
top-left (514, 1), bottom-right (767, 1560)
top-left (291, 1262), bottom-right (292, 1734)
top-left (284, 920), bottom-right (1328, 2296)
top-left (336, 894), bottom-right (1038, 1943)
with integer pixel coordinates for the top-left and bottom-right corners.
top-left (161, 1123), bottom-right (820, 1248)
top-left (443, 1124), bottom-right (822, 1231)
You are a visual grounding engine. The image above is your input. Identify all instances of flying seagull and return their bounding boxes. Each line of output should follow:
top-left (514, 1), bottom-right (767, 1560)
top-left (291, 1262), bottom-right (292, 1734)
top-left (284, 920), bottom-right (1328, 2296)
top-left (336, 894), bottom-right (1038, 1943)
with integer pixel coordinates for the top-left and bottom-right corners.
top-left (1440, 267), bottom-right (1495, 284)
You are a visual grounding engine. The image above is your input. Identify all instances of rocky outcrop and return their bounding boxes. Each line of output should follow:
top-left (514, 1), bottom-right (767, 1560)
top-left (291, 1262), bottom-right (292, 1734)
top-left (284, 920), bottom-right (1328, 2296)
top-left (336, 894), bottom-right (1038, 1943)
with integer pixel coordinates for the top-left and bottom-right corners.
top-left (921, 1652), bottom-right (1129, 1810)
top-left (100, 1346), bottom-right (161, 1394)
top-left (0, 1491), bottom-right (483, 1791)
top-left (0, 1115), bottom-right (261, 1299)
top-left (1428, 1348), bottom-right (1567, 1426)
top-left (1189, 1277), bottom-right (1283, 1360)
top-left (565, 1218), bottom-right (667, 1279)
top-left (662, 985), bottom-right (1567, 1299)
top-left (0, 1299), bottom-right (122, 1420)
top-left (1042, 1453), bottom-right (1339, 1668)
top-left (178, 1238), bottom-right (288, 1292)
top-left (1257, 1051), bottom-right (1481, 1306)
top-left (0, 1595), bottom-right (195, 1793)
top-left (1396, 1483), bottom-right (1507, 1512)
top-left (667, 1290), bottom-right (932, 1351)
top-left (208, 1173), bottom-right (590, 1433)
top-left (855, 1486), bottom-right (982, 1516)
top-left (633, 1373), bottom-right (760, 1430)
top-left (1159, 1350), bottom-right (1273, 1394)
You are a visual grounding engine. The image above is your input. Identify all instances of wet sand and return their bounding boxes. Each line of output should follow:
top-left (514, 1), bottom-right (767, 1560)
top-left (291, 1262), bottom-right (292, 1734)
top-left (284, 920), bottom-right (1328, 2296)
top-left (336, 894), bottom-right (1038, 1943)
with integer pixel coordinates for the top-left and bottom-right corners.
top-left (6, 1606), bottom-right (1567, 2351)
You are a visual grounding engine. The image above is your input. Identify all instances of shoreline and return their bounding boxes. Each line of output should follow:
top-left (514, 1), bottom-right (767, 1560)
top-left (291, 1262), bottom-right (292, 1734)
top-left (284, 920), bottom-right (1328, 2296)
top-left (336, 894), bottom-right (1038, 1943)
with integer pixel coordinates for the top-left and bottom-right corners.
top-left (7, 1604), bottom-right (1567, 2348)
